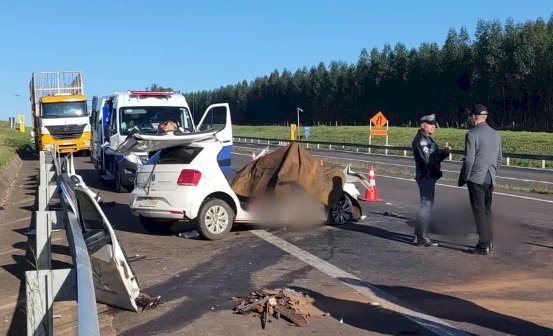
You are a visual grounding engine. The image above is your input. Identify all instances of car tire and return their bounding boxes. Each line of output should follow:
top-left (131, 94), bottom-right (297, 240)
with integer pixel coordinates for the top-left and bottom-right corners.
top-left (140, 215), bottom-right (174, 235)
top-left (328, 192), bottom-right (353, 225)
top-left (195, 199), bottom-right (234, 240)
top-left (114, 166), bottom-right (122, 193)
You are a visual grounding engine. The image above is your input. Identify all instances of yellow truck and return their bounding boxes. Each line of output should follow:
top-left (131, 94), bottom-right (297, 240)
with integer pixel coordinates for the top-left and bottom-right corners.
top-left (29, 71), bottom-right (91, 153)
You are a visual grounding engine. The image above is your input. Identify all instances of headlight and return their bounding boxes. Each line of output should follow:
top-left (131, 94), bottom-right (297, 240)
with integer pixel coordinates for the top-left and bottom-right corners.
top-left (83, 141), bottom-right (91, 146)
top-left (125, 152), bottom-right (142, 166)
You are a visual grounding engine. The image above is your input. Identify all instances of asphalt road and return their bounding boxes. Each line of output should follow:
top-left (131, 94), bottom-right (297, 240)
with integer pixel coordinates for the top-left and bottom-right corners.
top-left (74, 151), bottom-right (553, 336)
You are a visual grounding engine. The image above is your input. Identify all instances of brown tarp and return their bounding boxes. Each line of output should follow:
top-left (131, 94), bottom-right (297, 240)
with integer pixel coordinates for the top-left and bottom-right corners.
top-left (231, 143), bottom-right (345, 207)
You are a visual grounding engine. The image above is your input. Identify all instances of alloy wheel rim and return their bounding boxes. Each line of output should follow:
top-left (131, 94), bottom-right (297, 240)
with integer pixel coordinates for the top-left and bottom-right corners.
top-left (205, 205), bottom-right (229, 234)
top-left (331, 196), bottom-right (352, 224)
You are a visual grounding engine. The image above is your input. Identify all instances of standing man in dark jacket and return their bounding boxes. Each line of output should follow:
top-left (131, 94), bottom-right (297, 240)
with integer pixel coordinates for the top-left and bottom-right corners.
top-left (412, 114), bottom-right (452, 246)
top-left (459, 104), bottom-right (502, 255)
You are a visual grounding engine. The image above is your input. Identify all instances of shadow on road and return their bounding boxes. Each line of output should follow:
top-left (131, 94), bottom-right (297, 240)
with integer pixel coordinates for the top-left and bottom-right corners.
top-left (335, 222), bottom-right (474, 253)
top-left (289, 285), bottom-right (435, 335)
top-left (375, 283), bottom-right (553, 336)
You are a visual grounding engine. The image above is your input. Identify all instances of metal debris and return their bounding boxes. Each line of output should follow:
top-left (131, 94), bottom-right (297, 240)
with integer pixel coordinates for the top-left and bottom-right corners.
top-left (232, 288), bottom-right (320, 329)
top-left (136, 293), bottom-right (163, 312)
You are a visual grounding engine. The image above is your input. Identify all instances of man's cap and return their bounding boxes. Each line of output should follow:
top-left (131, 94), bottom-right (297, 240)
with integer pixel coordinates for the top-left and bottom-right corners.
top-left (419, 114), bottom-right (436, 124)
top-left (470, 104), bottom-right (488, 116)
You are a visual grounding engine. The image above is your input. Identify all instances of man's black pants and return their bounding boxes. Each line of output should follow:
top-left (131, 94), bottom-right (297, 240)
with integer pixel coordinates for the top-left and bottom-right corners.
top-left (467, 181), bottom-right (494, 244)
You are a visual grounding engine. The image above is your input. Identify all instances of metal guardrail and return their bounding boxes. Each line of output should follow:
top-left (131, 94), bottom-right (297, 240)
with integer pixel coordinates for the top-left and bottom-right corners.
top-left (25, 151), bottom-right (100, 336)
top-left (234, 136), bottom-right (553, 169)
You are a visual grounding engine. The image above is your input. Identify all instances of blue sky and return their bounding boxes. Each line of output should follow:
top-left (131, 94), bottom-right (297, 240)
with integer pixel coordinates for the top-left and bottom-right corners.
top-left (1, 0), bottom-right (552, 124)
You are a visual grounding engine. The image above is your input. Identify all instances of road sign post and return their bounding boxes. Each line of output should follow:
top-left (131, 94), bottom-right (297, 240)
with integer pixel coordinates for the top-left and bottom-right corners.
top-left (18, 114), bottom-right (25, 133)
top-left (369, 111), bottom-right (389, 155)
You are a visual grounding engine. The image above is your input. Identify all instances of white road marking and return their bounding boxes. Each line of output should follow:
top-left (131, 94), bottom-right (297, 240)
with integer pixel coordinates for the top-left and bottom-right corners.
top-left (0, 237), bottom-right (63, 256)
top-left (379, 175), bottom-right (553, 204)
top-left (10, 198), bottom-right (35, 205)
top-left (1, 216), bottom-right (32, 225)
top-left (0, 249), bottom-right (20, 256)
top-left (252, 229), bottom-right (470, 336)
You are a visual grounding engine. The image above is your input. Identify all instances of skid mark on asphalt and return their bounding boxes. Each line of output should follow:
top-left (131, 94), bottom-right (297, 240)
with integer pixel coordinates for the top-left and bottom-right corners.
top-left (252, 229), bottom-right (470, 336)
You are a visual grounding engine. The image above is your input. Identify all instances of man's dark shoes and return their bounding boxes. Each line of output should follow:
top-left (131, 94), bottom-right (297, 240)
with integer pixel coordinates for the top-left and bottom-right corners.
top-left (412, 236), bottom-right (439, 247)
top-left (471, 242), bottom-right (492, 255)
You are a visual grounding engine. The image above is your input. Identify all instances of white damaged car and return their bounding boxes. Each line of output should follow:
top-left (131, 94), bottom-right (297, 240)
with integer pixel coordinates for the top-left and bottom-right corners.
top-left (117, 104), bottom-right (367, 240)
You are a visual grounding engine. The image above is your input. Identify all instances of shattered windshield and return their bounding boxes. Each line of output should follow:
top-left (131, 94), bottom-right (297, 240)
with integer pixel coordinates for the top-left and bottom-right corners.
top-left (42, 101), bottom-right (88, 118)
top-left (119, 106), bottom-right (194, 135)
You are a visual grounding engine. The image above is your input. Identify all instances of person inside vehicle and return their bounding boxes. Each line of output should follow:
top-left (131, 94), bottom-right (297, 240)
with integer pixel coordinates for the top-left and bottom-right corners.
top-left (157, 119), bottom-right (178, 133)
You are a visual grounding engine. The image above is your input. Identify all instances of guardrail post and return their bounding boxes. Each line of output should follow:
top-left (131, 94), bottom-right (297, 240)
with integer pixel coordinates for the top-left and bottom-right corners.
top-left (449, 153), bottom-right (453, 161)
top-left (542, 160), bottom-right (546, 169)
top-left (26, 270), bottom-right (54, 336)
top-left (35, 211), bottom-right (52, 270)
top-left (506, 157), bottom-right (510, 166)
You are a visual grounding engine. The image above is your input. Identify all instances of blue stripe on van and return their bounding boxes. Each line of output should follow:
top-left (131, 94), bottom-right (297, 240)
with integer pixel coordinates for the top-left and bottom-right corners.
top-left (218, 145), bottom-right (232, 173)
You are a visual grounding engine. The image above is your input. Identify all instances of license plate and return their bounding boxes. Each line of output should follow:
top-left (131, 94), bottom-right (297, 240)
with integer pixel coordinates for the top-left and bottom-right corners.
top-left (140, 199), bottom-right (158, 207)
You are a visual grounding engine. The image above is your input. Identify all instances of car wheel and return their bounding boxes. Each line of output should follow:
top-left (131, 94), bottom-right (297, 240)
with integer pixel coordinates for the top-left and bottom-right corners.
top-left (195, 199), bottom-right (234, 240)
top-left (328, 192), bottom-right (353, 225)
top-left (140, 215), bottom-right (174, 235)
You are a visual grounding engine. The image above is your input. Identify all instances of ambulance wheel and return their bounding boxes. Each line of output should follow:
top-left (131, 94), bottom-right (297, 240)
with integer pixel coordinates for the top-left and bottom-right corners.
top-left (114, 167), bottom-right (122, 193)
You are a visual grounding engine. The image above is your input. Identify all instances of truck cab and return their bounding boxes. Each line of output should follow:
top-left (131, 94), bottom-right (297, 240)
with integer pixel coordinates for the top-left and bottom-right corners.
top-left (30, 71), bottom-right (91, 153)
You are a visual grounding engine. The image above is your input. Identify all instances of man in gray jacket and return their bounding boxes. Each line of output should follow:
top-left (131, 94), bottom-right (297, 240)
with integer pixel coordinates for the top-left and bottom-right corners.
top-left (459, 104), bottom-right (502, 255)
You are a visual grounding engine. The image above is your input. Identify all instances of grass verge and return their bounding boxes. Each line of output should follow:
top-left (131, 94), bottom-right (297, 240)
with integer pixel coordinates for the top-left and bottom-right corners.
top-left (0, 121), bottom-right (31, 173)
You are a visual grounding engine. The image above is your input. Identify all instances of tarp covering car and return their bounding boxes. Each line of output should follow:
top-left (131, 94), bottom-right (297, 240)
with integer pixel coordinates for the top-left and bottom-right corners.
top-left (231, 143), bottom-right (346, 208)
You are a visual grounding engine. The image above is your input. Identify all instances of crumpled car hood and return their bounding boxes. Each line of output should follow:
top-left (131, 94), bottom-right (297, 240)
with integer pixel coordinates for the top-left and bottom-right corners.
top-left (111, 129), bottom-right (218, 155)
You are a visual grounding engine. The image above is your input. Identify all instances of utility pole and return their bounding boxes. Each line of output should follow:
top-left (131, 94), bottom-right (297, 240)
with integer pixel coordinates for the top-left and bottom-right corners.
top-left (12, 94), bottom-right (20, 129)
top-left (296, 107), bottom-right (303, 139)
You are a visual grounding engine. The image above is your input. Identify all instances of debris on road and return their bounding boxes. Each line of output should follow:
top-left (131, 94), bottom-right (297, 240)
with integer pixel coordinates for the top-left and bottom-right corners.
top-left (178, 229), bottom-right (200, 239)
top-left (136, 293), bottom-right (163, 312)
top-left (232, 288), bottom-right (322, 329)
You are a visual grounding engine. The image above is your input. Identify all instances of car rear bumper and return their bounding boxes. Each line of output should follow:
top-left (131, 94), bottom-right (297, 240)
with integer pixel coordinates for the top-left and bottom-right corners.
top-left (130, 192), bottom-right (198, 220)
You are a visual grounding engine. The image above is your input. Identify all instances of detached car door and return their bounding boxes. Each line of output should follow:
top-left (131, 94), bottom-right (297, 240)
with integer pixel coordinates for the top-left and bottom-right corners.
top-left (73, 185), bottom-right (140, 311)
top-left (196, 103), bottom-right (233, 173)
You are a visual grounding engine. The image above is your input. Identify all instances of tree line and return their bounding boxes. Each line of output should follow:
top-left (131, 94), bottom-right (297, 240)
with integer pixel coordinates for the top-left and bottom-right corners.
top-left (155, 15), bottom-right (553, 131)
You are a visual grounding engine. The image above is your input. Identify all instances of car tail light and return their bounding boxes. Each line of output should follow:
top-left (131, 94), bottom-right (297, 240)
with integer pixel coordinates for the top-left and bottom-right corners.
top-left (177, 169), bottom-right (201, 186)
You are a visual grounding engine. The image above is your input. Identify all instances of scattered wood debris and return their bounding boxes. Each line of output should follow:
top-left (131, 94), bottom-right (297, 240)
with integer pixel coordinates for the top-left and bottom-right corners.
top-left (232, 288), bottom-right (322, 329)
top-left (136, 293), bottom-right (163, 312)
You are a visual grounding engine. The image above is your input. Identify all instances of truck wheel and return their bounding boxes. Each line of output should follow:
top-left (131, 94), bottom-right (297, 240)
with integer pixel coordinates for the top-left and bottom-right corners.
top-left (328, 192), bottom-right (353, 225)
top-left (140, 215), bottom-right (174, 235)
top-left (195, 199), bottom-right (234, 240)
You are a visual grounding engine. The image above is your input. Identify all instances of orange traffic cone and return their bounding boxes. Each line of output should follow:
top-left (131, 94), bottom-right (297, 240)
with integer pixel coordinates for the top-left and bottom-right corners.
top-left (251, 151), bottom-right (256, 161)
top-left (359, 166), bottom-right (382, 202)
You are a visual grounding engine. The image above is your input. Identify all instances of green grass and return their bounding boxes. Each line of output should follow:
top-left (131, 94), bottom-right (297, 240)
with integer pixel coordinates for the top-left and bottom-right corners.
top-left (233, 125), bottom-right (553, 168)
top-left (0, 121), bottom-right (31, 173)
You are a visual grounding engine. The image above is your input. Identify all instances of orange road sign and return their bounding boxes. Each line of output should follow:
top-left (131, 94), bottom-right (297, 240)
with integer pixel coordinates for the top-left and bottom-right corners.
top-left (370, 112), bottom-right (388, 128)
top-left (370, 129), bottom-right (388, 136)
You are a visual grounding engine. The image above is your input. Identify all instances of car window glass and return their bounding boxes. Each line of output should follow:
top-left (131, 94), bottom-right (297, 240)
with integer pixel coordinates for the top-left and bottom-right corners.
top-left (158, 146), bottom-right (203, 164)
top-left (199, 106), bottom-right (227, 131)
